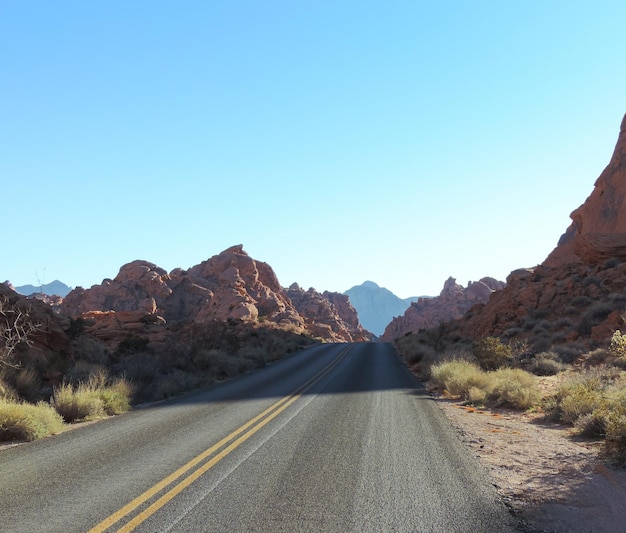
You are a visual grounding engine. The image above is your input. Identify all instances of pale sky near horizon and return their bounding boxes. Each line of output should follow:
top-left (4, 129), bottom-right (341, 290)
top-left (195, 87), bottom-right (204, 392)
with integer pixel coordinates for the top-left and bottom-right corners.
top-left (2, 1), bottom-right (625, 299)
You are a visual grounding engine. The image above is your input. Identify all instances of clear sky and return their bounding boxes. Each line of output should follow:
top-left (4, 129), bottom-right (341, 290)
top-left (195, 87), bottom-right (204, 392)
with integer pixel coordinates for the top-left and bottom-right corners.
top-left (2, 1), bottom-right (625, 299)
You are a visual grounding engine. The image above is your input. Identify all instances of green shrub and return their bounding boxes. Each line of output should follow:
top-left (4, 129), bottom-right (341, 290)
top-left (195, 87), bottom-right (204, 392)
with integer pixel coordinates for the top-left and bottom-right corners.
top-left (0, 399), bottom-right (65, 441)
top-left (472, 337), bottom-right (512, 370)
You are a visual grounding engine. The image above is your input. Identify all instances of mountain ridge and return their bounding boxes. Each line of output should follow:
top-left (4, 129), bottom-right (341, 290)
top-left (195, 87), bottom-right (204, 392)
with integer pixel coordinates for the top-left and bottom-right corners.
top-left (344, 281), bottom-right (421, 336)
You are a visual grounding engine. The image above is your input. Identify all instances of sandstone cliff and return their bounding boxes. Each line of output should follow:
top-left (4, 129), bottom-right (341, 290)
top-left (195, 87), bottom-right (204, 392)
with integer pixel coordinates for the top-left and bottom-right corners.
top-left (546, 114), bottom-right (626, 267)
top-left (381, 277), bottom-right (504, 340)
top-left (450, 113), bottom-right (626, 351)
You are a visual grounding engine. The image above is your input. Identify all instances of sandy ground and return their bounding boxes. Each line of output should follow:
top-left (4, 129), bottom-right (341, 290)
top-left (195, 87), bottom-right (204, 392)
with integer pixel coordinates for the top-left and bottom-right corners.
top-left (435, 395), bottom-right (626, 532)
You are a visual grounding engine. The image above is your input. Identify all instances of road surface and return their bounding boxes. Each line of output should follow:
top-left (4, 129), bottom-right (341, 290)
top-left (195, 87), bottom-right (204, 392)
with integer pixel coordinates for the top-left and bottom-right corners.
top-left (0, 342), bottom-right (521, 532)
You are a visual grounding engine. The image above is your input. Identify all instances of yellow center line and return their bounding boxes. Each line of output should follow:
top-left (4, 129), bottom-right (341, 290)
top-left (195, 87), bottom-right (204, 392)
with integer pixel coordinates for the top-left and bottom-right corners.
top-left (118, 392), bottom-right (302, 532)
top-left (88, 344), bottom-right (352, 533)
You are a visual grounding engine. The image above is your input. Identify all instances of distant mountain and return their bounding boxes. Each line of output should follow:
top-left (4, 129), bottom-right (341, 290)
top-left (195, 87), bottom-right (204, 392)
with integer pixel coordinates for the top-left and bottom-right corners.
top-left (15, 280), bottom-right (72, 297)
top-left (344, 281), bottom-right (421, 336)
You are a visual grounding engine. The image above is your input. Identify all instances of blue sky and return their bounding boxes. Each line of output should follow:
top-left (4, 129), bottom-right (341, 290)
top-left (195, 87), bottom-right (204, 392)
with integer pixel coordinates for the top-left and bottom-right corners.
top-left (2, 1), bottom-right (625, 298)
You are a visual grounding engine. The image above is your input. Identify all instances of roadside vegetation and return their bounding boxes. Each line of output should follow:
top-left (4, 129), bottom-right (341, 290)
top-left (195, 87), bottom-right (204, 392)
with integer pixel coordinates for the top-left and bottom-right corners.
top-left (0, 298), bottom-right (317, 443)
top-left (396, 327), bottom-right (626, 465)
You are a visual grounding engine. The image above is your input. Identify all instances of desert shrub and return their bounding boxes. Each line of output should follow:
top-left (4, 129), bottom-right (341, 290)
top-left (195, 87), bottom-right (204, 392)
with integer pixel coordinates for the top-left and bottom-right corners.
top-left (584, 348), bottom-right (611, 367)
top-left (430, 360), bottom-right (488, 400)
top-left (237, 346), bottom-right (267, 369)
top-left (554, 317), bottom-right (575, 329)
top-left (431, 360), bottom-right (540, 410)
top-left (116, 336), bottom-right (150, 356)
top-left (73, 335), bottom-right (110, 365)
top-left (529, 352), bottom-right (567, 376)
top-left (579, 303), bottom-right (613, 335)
top-left (609, 330), bottom-right (626, 360)
top-left (52, 382), bottom-right (105, 422)
top-left (13, 367), bottom-right (43, 402)
top-left (201, 349), bottom-right (240, 379)
top-left (486, 368), bottom-right (541, 410)
top-left (0, 375), bottom-right (17, 401)
top-left (51, 374), bottom-right (133, 422)
top-left (472, 337), bottom-right (512, 370)
top-left (546, 367), bottom-right (621, 425)
top-left (574, 409), bottom-right (611, 438)
top-left (571, 296), bottom-right (593, 308)
top-left (554, 342), bottom-right (586, 363)
top-left (604, 257), bottom-right (623, 269)
top-left (564, 306), bottom-right (579, 316)
top-left (97, 377), bottom-right (133, 415)
top-left (503, 327), bottom-right (523, 338)
top-left (530, 333), bottom-right (552, 353)
top-left (64, 360), bottom-right (109, 384)
top-left (116, 352), bottom-right (161, 384)
top-left (149, 370), bottom-right (201, 401)
top-left (605, 410), bottom-right (626, 465)
top-left (582, 276), bottom-right (601, 287)
top-left (0, 399), bottom-right (65, 441)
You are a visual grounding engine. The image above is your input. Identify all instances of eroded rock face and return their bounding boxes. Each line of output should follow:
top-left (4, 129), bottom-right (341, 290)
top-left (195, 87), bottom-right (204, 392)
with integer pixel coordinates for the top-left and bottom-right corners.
top-left (286, 284), bottom-right (371, 342)
top-left (449, 114), bottom-right (626, 350)
top-left (381, 277), bottom-right (504, 340)
top-left (60, 246), bottom-right (369, 347)
top-left (546, 114), bottom-right (626, 267)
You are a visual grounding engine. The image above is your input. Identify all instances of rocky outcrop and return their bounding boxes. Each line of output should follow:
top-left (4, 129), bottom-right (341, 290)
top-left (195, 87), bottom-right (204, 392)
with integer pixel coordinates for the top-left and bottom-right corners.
top-left (451, 114), bottom-right (626, 351)
top-left (382, 277), bottom-right (505, 340)
top-left (61, 246), bottom-right (370, 347)
top-left (285, 284), bottom-right (371, 342)
top-left (546, 114), bottom-right (626, 267)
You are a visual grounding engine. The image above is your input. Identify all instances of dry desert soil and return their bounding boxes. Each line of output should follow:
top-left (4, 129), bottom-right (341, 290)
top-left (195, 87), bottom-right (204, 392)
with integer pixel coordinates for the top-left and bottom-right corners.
top-left (435, 391), bottom-right (626, 533)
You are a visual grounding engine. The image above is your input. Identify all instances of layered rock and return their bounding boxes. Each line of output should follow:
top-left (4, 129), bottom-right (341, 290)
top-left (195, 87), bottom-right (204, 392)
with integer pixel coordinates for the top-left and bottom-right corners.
top-left (382, 277), bottom-right (504, 340)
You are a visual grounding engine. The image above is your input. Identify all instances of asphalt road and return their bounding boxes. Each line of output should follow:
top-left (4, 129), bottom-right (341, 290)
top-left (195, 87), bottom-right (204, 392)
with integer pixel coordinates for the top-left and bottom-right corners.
top-left (0, 342), bottom-right (521, 532)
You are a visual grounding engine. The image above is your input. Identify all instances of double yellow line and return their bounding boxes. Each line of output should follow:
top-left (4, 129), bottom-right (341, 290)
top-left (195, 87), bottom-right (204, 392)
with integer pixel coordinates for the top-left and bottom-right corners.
top-left (89, 344), bottom-right (352, 533)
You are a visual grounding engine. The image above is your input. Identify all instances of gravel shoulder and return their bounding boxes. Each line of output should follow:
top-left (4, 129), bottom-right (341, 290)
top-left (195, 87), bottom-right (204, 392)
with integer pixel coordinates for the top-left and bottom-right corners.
top-left (435, 395), bottom-right (626, 532)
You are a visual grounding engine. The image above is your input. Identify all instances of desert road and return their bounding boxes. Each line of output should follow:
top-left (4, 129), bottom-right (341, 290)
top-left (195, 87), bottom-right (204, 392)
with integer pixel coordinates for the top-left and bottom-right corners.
top-left (0, 342), bottom-right (521, 532)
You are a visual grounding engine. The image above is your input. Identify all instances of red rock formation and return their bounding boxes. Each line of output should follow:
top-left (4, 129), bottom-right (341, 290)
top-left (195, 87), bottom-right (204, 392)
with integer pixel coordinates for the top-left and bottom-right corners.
top-left (546, 114), bottom-right (626, 266)
top-left (451, 114), bottom-right (626, 350)
top-left (286, 284), bottom-right (371, 342)
top-left (61, 246), bottom-right (369, 347)
top-left (382, 277), bottom-right (504, 340)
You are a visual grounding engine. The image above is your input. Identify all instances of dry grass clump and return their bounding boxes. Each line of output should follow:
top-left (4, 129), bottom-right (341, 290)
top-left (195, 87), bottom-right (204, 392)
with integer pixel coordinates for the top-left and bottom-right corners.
top-left (52, 373), bottom-right (133, 423)
top-left (430, 360), bottom-right (541, 410)
top-left (0, 399), bottom-right (65, 441)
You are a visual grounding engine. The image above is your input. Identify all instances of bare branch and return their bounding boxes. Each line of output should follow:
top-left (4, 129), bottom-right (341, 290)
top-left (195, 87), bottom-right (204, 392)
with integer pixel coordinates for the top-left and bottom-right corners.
top-left (0, 295), bottom-right (42, 368)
